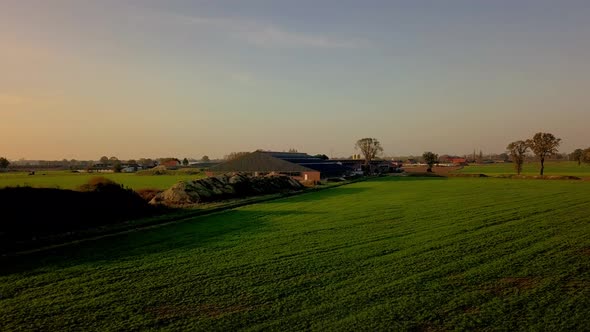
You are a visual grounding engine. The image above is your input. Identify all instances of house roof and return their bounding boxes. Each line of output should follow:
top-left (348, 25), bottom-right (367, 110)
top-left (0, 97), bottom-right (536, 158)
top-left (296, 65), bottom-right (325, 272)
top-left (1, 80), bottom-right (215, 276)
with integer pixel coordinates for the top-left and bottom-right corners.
top-left (208, 151), bottom-right (316, 173)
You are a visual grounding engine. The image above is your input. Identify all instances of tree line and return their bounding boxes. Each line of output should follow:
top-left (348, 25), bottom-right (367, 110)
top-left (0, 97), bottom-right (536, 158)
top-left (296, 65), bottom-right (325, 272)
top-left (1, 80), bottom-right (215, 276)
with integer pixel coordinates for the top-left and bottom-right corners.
top-left (507, 132), bottom-right (560, 175)
top-left (1, 133), bottom-right (587, 175)
top-left (354, 138), bottom-right (440, 173)
top-left (570, 148), bottom-right (590, 166)
top-left (506, 132), bottom-right (590, 176)
top-left (354, 132), bottom-right (587, 176)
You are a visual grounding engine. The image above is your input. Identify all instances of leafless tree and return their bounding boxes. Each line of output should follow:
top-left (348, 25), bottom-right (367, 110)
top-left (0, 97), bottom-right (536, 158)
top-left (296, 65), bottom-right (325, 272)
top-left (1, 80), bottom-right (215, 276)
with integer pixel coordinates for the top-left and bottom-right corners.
top-left (570, 149), bottom-right (583, 166)
top-left (506, 140), bottom-right (528, 175)
top-left (355, 138), bottom-right (383, 174)
top-left (526, 132), bottom-right (561, 176)
top-left (225, 152), bottom-right (250, 161)
top-left (583, 148), bottom-right (590, 164)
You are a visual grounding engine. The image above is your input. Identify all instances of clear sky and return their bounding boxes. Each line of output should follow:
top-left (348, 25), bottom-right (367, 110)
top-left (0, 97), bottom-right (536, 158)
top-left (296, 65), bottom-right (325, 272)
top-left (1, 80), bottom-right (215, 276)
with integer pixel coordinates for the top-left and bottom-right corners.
top-left (1, 0), bottom-right (589, 160)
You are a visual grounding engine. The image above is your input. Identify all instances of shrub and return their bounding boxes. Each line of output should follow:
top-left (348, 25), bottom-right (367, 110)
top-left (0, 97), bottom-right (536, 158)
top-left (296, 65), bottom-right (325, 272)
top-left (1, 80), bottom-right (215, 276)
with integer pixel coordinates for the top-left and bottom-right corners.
top-left (78, 176), bottom-right (123, 192)
top-left (0, 178), bottom-right (161, 253)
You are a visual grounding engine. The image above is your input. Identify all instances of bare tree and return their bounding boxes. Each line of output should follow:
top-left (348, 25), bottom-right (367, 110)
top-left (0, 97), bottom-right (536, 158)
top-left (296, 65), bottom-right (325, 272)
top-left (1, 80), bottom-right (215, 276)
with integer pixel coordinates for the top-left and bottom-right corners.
top-left (476, 150), bottom-right (483, 164)
top-left (355, 138), bottom-right (383, 174)
top-left (225, 152), bottom-right (250, 161)
top-left (507, 140), bottom-right (528, 175)
top-left (583, 148), bottom-right (590, 164)
top-left (526, 132), bottom-right (561, 176)
top-left (422, 152), bottom-right (438, 173)
top-left (570, 149), bottom-right (583, 166)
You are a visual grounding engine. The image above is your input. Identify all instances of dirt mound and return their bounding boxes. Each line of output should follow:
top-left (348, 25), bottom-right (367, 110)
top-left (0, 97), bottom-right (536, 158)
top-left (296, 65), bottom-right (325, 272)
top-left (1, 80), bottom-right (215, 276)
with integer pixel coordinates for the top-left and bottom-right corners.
top-left (136, 188), bottom-right (162, 201)
top-left (150, 173), bottom-right (304, 206)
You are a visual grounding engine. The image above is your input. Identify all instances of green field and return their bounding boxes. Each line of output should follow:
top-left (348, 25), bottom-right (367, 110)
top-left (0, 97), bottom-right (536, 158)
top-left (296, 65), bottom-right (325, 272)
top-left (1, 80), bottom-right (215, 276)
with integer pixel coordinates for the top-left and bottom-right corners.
top-left (0, 171), bottom-right (205, 190)
top-left (454, 161), bottom-right (590, 177)
top-left (2, 177), bottom-right (589, 330)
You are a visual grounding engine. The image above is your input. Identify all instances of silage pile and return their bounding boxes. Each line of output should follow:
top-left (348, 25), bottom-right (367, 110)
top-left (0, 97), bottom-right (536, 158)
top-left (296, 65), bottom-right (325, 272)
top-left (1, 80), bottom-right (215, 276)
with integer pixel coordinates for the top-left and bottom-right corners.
top-left (150, 173), bottom-right (304, 206)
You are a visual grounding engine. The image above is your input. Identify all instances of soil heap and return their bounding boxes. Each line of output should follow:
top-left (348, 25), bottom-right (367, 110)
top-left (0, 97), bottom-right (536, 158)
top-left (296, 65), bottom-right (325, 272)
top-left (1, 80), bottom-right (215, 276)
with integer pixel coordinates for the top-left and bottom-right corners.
top-left (150, 173), bottom-right (304, 206)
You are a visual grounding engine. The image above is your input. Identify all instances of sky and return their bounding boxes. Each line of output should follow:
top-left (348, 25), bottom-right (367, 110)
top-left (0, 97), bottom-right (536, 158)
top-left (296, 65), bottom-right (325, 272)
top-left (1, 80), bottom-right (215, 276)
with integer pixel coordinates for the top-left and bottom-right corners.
top-left (1, 0), bottom-right (589, 160)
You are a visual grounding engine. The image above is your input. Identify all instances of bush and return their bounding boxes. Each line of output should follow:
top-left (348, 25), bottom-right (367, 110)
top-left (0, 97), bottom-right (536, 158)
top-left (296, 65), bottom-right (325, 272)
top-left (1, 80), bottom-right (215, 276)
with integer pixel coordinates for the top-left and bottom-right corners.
top-left (0, 178), bottom-right (160, 254)
top-left (78, 176), bottom-right (122, 192)
top-left (136, 166), bottom-right (168, 176)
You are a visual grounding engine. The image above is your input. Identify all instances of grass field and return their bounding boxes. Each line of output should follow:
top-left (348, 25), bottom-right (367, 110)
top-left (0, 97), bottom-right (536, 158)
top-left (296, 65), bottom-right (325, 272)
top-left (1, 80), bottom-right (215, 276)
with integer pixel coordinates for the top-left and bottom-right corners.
top-left (1, 177), bottom-right (589, 330)
top-left (453, 161), bottom-right (590, 177)
top-left (0, 171), bottom-right (205, 190)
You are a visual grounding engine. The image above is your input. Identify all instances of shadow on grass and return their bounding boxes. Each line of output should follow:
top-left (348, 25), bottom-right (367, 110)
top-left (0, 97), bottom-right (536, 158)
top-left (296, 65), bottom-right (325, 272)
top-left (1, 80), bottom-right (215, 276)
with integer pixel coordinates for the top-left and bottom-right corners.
top-left (0, 209), bottom-right (324, 275)
top-left (267, 186), bottom-right (369, 203)
top-left (265, 176), bottom-right (447, 204)
top-left (1, 176), bottom-right (447, 274)
top-left (0, 186), bottom-right (160, 255)
top-left (367, 175), bottom-right (449, 182)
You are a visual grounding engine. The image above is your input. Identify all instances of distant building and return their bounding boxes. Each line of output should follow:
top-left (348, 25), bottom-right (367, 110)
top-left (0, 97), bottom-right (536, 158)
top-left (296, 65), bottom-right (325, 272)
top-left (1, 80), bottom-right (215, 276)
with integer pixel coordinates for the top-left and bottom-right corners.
top-left (188, 161), bottom-right (222, 168)
top-left (121, 164), bottom-right (141, 173)
top-left (206, 151), bottom-right (321, 181)
top-left (439, 155), bottom-right (468, 166)
top-left (450, 158), bottom-right (468, 165)
top-left (160, 159), bottom-right (181, 168)
top-left (262, 152), bottom-right (353, 178)
top-left (206, 151), bottom-right (363, 181)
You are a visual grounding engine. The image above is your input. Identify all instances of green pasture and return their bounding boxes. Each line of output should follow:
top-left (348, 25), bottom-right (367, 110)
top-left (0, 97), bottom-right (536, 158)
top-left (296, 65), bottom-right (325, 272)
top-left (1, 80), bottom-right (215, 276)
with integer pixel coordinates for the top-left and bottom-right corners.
top-left (1, 177), bottom-right (589, 330)
top-left (0, 171), bottom-right (204, 190)
top-left (454, 161), bottom-right (590, 177)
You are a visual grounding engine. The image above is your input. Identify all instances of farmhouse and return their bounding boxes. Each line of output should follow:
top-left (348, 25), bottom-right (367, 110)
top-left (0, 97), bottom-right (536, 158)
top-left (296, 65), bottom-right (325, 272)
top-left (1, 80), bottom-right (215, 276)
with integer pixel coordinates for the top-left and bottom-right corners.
top-left (439, 155), bottom-right (469, 166)
top-left (450, 158), bottom-right (468, 165)
top-left (160, 159), bottom-right (181, 168)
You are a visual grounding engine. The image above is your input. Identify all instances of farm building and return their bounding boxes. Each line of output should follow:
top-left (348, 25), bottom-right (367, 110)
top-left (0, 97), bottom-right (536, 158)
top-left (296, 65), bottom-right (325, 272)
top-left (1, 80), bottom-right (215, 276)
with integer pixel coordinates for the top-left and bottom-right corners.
top-left (206, 151), bottom-right (321, 181)
top-left (450, 158), bottom-right (468, 165)
top-left (206, 151), bottom-right (357, 180)
top-left (262, 152), bottom-right (353, 178)
top-left (333, 158), bottom-right (400, 174)
top-left (439, 155), bottom-right (469, 166)
top-left (159, 159), bottom-right (181, 168)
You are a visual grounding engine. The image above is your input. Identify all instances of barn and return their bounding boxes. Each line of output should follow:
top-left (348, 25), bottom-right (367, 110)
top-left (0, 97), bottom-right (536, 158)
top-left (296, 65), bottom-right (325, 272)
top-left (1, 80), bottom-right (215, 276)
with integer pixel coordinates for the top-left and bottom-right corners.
top-left (206, 151), bottom-right (321, 182)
